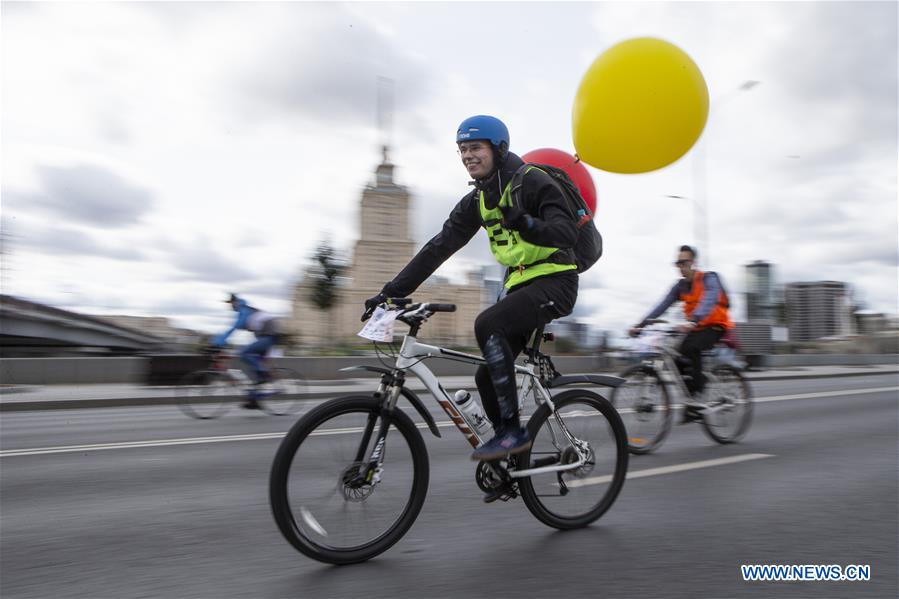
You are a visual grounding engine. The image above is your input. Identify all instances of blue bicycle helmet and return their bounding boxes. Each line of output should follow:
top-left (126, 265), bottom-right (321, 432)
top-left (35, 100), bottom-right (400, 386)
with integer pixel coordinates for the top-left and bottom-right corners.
top-left (456, 115), bottom-right (510, 151)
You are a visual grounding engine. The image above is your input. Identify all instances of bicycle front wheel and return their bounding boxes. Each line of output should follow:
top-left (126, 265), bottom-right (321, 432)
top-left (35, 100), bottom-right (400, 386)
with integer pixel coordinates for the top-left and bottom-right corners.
top-left (259, 367), bottom-right (308, 416)
top-left (611, 365), bottom-right (672, 454)
top-left (176, 370), bottom-right (237, 419)
top-left (518, 389), bottom-right (628, 530)
top-left (269, 395), bottom-right (429, 565)
top-left (701, 366), bottom-right (753, 444)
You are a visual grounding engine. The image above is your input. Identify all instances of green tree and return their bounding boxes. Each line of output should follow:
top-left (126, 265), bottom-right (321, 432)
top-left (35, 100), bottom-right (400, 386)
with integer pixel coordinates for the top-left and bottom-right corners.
top-left (307, 243), bottom-right (346, 348)
top-left (309, 243), bottom-right (344, 310)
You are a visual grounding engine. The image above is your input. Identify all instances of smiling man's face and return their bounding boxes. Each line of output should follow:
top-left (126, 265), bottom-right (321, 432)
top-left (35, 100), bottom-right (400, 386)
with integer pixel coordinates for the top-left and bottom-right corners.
top-left (458, 140), bottom-right (494, 180)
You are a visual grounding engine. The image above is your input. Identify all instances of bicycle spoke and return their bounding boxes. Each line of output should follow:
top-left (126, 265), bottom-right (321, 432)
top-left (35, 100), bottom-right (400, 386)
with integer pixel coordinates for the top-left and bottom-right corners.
top-left (260, 368), bottom-right (308, 416)
top-left (518, 390), bottom-right (627, 529)
top-left (611, 366), bottom-right (671, 453)
top-left (177, 371), bottom-right (236, 419)
top-left (270, 396), bottom-right (429, 563)
top-left (700, 367), bottom-right (753, 443)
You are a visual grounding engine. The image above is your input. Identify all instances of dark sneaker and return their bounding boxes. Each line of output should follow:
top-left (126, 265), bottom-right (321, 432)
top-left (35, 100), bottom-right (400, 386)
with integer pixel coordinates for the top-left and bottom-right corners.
top-left (471, 427), bottom-right (532, 461)
top-left (242, 399), bottom-right (262, 410)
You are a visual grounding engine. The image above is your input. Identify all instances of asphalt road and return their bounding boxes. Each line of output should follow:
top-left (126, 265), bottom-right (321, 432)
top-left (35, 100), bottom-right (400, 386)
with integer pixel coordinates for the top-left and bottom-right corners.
top-left (2, 374), bottom-right (897, 599)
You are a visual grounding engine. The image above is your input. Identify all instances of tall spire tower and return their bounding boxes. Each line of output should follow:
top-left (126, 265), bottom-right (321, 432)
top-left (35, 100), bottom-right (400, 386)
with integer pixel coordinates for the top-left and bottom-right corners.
top-left (345, 76), bottom-right (415, 292)
top-left (377, 76), bottom-right (394, 149)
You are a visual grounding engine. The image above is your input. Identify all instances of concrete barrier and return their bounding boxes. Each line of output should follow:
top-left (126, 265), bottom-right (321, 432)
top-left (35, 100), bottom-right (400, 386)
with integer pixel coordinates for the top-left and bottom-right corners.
top-left (0, 353), bottom-right (896, 385)
top-left (763, 354), bottom-right (899, 368)
top-left (0, 357), bottom-right (148, 385)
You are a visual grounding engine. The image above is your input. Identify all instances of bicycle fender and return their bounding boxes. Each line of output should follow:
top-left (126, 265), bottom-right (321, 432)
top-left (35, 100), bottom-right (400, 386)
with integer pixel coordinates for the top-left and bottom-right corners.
top-left (399, 388), bottom-right (441, 438)
top-left (547, 374), bottom-right (625, 389)
top-left (339, 365), bottom-right (394, 376)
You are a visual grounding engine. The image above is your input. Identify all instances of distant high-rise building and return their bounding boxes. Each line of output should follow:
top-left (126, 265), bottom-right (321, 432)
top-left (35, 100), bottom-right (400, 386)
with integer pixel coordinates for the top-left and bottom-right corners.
top-left (547, 318), bottom-right (591, 348)
top-left (785, 281), bottom-right (853, 342)
top-left (480, 264), bottom-right (505, 307)
top-left (734, 322), bottom-right (774, 355)
top-left (855, 312), bottom-right (888, 335)
top-left (745, 260), bottom-right (776, 322)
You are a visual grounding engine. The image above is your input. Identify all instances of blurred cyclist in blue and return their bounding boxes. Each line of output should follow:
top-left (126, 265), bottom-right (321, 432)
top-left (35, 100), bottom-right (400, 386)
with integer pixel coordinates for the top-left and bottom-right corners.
top-left (213, 293), bottom-right (283, 409)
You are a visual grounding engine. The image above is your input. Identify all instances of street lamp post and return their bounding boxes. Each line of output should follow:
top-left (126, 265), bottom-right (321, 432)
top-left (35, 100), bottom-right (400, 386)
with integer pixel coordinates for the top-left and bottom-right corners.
top-left (665, 194), bottom-right (706, 256)
top-left (665, 80), bottom-right (760, 267)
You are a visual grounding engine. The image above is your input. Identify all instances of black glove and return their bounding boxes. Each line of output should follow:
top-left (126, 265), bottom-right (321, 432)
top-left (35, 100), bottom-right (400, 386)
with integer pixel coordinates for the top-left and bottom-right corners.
top-left (362, 292), bottom-right (387, 321)
top-left (500, 205), bottom-right (533, 231)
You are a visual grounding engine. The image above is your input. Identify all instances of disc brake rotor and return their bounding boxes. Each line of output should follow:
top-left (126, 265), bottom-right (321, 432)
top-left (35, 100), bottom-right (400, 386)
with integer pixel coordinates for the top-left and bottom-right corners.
top-left (339, 462), bottom-right (376, 502)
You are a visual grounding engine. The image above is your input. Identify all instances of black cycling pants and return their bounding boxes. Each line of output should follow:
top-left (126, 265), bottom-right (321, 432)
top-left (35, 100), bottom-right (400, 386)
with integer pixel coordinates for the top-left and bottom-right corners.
top-left (679, 326), bottom-right (725, 395)
top-left (473, 272), bottom-right (578, 431)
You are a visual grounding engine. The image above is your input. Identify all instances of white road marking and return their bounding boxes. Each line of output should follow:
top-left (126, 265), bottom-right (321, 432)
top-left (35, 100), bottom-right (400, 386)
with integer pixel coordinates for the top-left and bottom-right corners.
top-left (1, 386), bottom-right (895, 458)
top-left (750, 386), bottom-right (897, 404)
top-left (565, 453), bottom-right (776, 487)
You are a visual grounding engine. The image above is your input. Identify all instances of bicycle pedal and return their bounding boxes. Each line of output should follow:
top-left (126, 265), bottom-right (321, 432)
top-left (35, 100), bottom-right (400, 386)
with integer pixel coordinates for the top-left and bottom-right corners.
top-left (483, 489), bottom-right (505, 504)
top-left (482, 485), bottom-right (517, 504)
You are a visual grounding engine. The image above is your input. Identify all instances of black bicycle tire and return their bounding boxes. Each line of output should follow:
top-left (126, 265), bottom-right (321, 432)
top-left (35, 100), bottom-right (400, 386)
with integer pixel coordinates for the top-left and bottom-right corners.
top-left (269, 395), bottom-right (430, 565)
top-left (258, 367), bottom-right (308, 416)
top-left (176, 370), bottom-right (236, 419)
top-left (701, 366), bottom-right (753, 444)
top-left (518, 389), bottom-right (628, 530)
top-left (611, 364), bottom-right (673, 454)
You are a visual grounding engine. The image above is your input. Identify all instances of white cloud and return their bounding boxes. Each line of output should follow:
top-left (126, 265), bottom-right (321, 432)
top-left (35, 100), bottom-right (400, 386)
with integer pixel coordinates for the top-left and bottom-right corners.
top-left (1, 1), bottom-right (895, 339)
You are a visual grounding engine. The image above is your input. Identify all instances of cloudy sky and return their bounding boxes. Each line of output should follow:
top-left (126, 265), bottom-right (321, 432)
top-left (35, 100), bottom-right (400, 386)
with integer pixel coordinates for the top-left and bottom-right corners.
top-left (2, 1), bottom-right (896, 340)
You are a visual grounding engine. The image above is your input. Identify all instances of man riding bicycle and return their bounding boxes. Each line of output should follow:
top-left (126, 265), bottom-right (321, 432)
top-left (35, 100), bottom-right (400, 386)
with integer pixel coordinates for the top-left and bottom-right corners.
top-left (213, 293), bottom-right (283, 409)
top-left (365, 115), bottom-right (580, 465)
top-left (629, 245), bottom-right (733, 421)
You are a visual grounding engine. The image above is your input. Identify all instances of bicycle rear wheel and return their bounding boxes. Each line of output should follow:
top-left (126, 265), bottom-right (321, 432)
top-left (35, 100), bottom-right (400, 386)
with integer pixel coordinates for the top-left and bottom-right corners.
top-left (258, 367), bottom-right (307, 416)
top-left (518, 389), bottom-right (628, 530)
top-left (176, 370), bottom-right (238, 419)
top-left (611, 365), bottom-right (672, 454)
top-left (701, 366), bottom-right (753, 444)
top-left (269, 395), bottom-right (429, 565)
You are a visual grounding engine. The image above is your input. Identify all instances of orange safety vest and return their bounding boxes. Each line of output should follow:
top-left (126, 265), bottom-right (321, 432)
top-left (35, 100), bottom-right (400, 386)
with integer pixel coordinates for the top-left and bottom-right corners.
top-left (680, 271), bottom-right (733, 329)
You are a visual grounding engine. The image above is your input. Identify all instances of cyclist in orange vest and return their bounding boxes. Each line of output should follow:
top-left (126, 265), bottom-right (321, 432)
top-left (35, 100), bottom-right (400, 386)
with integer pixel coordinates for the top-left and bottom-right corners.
top-left (629, 245), bottom-right (734, 421)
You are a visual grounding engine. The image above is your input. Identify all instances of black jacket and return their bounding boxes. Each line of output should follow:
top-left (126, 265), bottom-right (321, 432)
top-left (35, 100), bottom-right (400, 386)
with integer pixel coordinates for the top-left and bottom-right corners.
top-left (382, 152), bottom-right (577, 298)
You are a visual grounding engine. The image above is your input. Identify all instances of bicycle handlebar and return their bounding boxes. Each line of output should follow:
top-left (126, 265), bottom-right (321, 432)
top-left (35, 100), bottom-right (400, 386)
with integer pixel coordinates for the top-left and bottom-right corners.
top-left (427, 303), bottom-right (457, 313)
top-left (360, 298), bottom-right (457, 323)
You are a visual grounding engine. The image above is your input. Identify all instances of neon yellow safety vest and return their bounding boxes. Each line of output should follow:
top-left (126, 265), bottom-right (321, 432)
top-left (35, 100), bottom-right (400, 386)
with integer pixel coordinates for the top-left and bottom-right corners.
top-left (479, 168), bottom-right (577, 289)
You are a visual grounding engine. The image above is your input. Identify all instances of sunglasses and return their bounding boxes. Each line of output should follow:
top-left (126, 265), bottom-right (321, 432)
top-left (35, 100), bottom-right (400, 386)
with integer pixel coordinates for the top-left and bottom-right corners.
top-left (674, 259), bottom-right (692, 266)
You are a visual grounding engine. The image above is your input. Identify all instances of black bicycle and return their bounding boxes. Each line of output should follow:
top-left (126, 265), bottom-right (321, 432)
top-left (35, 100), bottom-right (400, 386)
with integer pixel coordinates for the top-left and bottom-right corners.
top-left (269, 299), bottom-right (628, 565)
top-left (177, 347), bottom-right (307, 419)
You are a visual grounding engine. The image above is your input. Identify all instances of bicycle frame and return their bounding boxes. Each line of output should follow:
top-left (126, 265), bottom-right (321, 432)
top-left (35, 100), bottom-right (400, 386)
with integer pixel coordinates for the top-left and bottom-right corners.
top-left (395, 334), bottom-right (556, 449)
top-left (351, 326), bottom-right (591, 481)
top-left (636, 331), bottom-right (731, 418)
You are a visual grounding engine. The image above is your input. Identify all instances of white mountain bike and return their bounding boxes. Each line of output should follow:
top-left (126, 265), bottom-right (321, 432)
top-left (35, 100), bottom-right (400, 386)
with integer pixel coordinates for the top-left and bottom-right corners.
top-left (269, 299), bottom-right (628, 565)
top-left (611, 319), bottom-right (753, 454)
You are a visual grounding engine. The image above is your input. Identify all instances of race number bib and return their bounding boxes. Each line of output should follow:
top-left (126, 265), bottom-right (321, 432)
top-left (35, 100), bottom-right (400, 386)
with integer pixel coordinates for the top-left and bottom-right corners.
top-left (357, 307), bottom-right (399, 342)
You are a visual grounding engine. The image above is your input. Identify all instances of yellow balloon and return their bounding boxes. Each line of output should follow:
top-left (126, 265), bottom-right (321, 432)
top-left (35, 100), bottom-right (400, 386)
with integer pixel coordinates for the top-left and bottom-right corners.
top-left (572, 37), bottom-right (709, 174)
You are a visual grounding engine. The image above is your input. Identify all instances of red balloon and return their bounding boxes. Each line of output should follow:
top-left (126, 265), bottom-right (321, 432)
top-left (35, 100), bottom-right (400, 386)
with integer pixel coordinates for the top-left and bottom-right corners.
top-left (521, 148), bottom-right (597, 214)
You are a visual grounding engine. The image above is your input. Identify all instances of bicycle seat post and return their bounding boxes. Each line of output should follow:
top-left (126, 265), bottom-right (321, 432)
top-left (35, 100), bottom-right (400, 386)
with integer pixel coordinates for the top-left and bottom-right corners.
top-left (528, 325), bottom-right (546, 360)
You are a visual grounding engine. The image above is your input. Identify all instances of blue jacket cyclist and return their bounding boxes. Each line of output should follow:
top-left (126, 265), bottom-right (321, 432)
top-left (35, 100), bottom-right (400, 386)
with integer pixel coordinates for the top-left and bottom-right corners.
top-left (364, 115), bottom-right (579, 476)
top-left (213, 294), bottom-right (283, 407)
